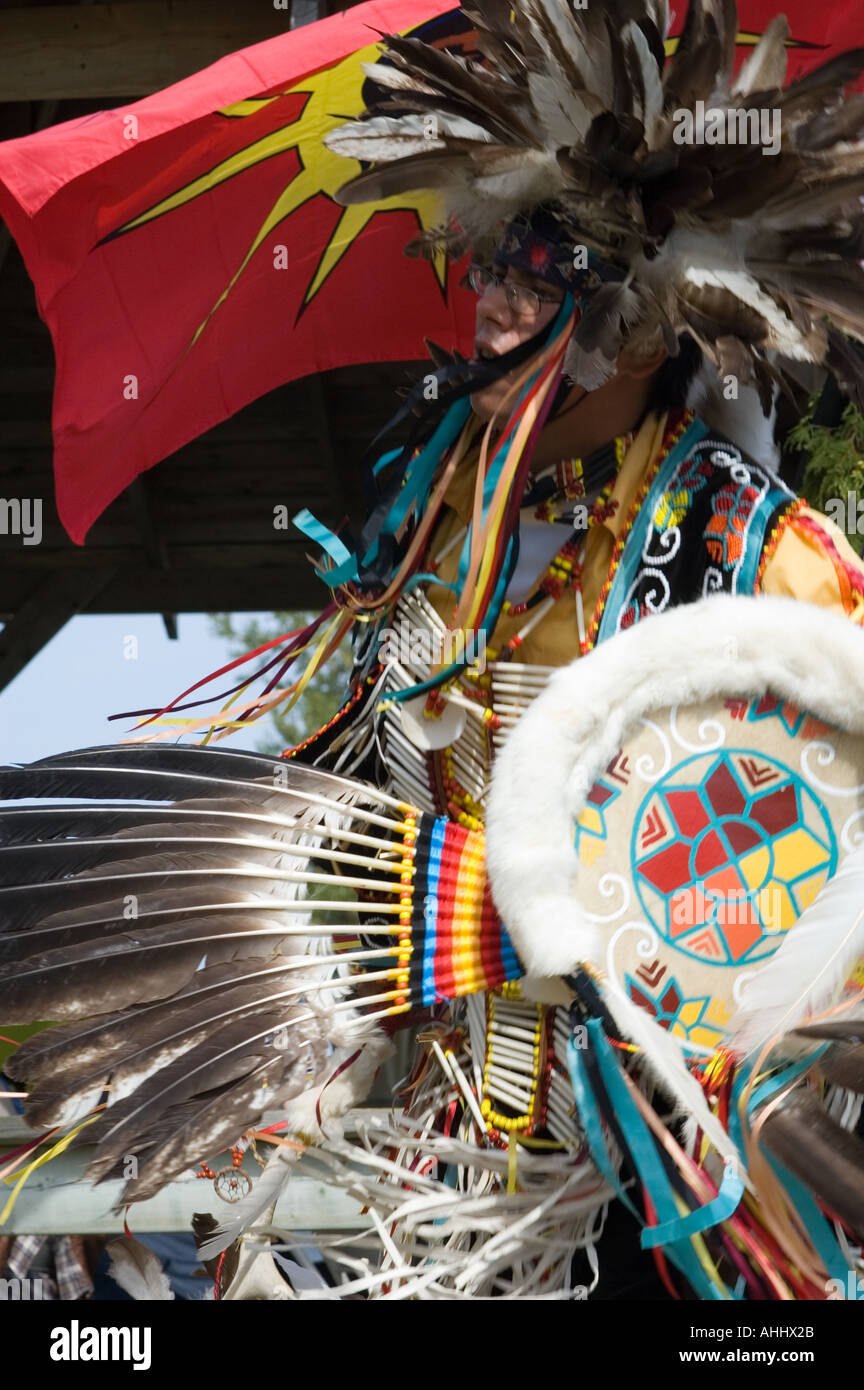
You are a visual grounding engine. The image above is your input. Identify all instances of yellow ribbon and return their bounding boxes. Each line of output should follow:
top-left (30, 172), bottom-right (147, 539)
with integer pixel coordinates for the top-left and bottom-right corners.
top-left (507, 1128), bottom-right (519, 1195)
top-left (0, 1114), bottom-right (101, 1225)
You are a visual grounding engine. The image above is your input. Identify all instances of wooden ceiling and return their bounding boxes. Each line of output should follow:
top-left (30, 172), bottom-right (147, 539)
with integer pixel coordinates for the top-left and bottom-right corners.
top-left (0, 0), bottom-right (426, 691)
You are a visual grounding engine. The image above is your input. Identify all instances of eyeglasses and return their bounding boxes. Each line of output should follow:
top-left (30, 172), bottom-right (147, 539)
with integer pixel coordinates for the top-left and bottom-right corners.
top-left (467, 265), bottom-right (563, 318)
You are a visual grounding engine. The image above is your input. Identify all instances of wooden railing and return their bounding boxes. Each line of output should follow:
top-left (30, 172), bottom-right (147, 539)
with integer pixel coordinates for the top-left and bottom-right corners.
top-left (0, 1112), bottom-right (378, 1236)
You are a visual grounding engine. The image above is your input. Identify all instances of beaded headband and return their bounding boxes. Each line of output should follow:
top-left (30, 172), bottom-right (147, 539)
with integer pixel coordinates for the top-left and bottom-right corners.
top-left (494, 213), bottom-right (627, 297)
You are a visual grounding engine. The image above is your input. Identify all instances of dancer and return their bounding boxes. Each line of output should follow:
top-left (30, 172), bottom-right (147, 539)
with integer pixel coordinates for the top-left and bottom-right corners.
top-left (4, 0), bottom-right (864, 1299)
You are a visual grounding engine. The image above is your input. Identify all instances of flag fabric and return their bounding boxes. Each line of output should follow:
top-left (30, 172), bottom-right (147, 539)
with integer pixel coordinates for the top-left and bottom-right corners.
top-left (0, 0), bottom-right (473, 543)
top-left (0, 0), bottom-right (862, 543)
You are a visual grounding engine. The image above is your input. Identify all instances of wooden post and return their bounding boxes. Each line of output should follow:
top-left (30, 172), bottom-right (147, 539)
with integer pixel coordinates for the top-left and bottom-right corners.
top-left (0, 2), bottom-right (296, 101)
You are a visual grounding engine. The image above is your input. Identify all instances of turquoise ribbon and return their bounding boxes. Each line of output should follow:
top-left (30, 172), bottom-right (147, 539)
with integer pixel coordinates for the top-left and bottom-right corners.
top-left (730, 1050), bottom-right (849, 1285)
top-left (568, 1020), bottom-right (732, 1299)
top-left (382, 655), bottom-right (465, 705)
top-left (293, 293), bottom-right (573, 643)
top-left (372, 446), bottom-right (403, 476)
top-left (455, 294), bottom-right (574, 596)
top-left (373, 397), bottom-right (473, 563)
top-left (292, 508), bottom-right (353, 575)
top-left (767, 1159), bottom-right (850, 1286)
top-left (403, 570), bottom-right (457, 594)
top-left (566, 1031), bottom-right (643, 1224)
top-left (640, 1163), bottom-right (744, 1248)
top-left (292, 396), bottom-right (473, 587)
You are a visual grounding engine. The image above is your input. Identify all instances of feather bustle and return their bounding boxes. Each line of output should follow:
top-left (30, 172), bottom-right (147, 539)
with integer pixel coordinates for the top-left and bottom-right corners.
top-left (0, 745), bottom-right (406, 1203)
top-left (318, 0), bottom-right (864, 401)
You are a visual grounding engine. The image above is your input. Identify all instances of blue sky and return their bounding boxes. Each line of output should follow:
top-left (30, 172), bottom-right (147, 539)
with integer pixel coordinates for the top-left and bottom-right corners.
top-left (0, 612), bottom-right (273, 763)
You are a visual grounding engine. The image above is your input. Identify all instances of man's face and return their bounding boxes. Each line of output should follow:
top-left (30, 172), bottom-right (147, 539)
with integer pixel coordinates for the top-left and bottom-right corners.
top-left (470, 263), bottom-right (565, 422)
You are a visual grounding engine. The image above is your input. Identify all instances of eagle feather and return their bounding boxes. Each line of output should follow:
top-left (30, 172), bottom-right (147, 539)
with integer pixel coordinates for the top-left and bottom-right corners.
top-left (323, 0), bottom-right (864, 404)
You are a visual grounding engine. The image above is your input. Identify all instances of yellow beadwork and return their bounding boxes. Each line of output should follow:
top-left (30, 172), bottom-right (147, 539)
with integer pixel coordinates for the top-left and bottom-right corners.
top-left (754, 499), bottom-right (804, 588)
top-left (481, 991), bottom-right (546, 1136)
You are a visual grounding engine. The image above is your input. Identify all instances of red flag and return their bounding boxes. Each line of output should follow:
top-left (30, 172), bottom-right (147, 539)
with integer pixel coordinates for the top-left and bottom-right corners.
top-left (730, 0), bottom-right (864, 68)
top-left (0, 0), bottom-right (475, 543)
top-left (0, 0), bottom-right (861, 543)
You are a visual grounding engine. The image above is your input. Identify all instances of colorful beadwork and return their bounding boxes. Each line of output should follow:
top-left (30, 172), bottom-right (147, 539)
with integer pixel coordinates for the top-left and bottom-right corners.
top-left (632, 747), bottom-right (837, 964)
top-left (408, 817), bottom-right (522, 1005)
top-left (596, 424), bottom-right (796, 644)
top-left (754, 499), bottom-right (803, 588)
top-left (571, 691), bottom-right (861, 1052)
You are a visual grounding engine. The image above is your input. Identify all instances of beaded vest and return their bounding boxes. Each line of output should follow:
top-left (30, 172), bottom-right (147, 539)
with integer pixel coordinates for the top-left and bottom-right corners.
top-left (282, 412), bottom-right (799, 1148)
top-left (595, 415), bottom-right (796, 643)
top-left (375, 412), bottom-right (796, 822)
top-left (290, 411), bottom-right (797, 828)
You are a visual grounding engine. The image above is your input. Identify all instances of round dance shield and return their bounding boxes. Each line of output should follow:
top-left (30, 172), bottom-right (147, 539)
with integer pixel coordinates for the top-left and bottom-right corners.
top-left (574, 694), bottom-right (864, 1048)
top-left (486, 593), bottom-right (864, 1047)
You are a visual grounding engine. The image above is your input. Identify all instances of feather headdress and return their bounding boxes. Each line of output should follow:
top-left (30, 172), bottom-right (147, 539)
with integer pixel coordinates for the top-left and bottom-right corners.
top-left (325, 0), bottom-right (864, 407)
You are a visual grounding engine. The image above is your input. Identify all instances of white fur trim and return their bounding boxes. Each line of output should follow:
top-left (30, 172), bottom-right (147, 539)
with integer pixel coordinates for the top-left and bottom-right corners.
top-left (486, 594), bottom-right (864, 977)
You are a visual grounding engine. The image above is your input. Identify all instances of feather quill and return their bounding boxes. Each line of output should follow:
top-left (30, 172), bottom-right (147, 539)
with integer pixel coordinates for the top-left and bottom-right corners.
top-left (623, 21), bottom-right (662, 143)
top-left (324, 111), bottom-right (492, 160)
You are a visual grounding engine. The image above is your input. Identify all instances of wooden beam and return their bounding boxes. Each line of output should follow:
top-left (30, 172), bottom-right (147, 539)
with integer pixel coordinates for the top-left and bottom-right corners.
top-left (126, 476), bottom-right (177, 639)
top-left (0, 567), bottom-right (324, 615)
top-left (304, 372), bottom-right (364, 532)
top-left (97, 567), bottom-right (323, 612)
top-left (0, 2), bottom-right (295, 102)
top-left (0, 98), bottom-right (59, 275)
top-left (0, 1111), bottom-right (380, 1235)
top-left (0, 540), bottom-right (323, 568)
top-left (0, 568), bottom-right (114, 693)
top-left (290, 0), bottom-right (322, 28)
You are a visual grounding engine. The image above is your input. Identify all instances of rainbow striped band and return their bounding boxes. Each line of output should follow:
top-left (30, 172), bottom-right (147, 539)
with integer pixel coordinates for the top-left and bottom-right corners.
top-left (409, 816), bottom-right (522, 1005)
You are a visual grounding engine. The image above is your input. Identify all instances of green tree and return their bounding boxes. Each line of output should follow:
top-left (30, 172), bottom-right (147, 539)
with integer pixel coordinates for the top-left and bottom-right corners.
top-left (209, 611), bottom-right (353, 754)
top-left (787, 400), bottom-right (864, 549)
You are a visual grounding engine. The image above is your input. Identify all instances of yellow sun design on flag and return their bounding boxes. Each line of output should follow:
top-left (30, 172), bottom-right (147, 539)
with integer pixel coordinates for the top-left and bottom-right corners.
top-left (112, 36), bottom-right (449, 350)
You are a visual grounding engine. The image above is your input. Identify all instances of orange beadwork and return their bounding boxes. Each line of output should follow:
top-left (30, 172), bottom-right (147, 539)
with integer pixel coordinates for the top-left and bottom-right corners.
top-left (754, 499), bottom-right (804, 588)
top-left (280, 670), bottom-right (377, 760)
